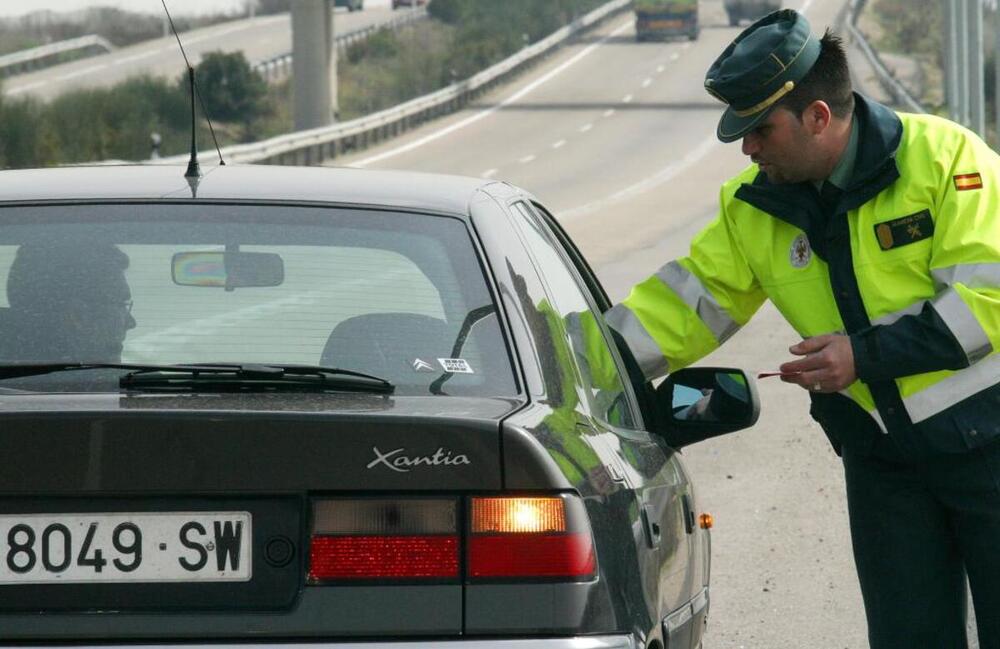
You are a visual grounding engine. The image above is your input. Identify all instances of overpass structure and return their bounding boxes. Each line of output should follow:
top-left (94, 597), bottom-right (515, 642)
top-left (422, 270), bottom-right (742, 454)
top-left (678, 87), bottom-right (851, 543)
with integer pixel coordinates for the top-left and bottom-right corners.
top-left (0, 35), bottom-right (115, 78)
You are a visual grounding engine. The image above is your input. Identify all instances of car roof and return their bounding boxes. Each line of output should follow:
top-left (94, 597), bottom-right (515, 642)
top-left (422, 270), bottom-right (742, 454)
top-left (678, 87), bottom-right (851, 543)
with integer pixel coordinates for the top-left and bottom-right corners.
top-left (0, 164), bottom-right (504, 216)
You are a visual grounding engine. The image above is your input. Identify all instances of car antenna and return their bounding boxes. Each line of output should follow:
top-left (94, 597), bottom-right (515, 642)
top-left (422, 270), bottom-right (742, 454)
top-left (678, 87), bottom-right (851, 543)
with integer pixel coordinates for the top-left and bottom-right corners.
top-left (160, 0), bottom-right (225, 180)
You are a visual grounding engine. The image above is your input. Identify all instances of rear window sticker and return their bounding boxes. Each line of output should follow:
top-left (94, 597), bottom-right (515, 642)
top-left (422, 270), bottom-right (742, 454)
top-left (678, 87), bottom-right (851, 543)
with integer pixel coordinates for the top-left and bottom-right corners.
top-left (438, 358), bottom-right (474, 374)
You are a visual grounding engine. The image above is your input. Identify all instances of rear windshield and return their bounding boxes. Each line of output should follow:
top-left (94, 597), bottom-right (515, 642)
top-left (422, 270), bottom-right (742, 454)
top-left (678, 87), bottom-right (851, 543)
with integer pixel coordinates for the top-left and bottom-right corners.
top-left (0, 203), bottom-right (517, 397)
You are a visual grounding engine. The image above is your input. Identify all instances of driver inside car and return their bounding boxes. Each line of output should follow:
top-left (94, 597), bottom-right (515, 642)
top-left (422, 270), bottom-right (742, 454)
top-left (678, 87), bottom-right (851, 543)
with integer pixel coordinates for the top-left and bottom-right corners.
top-left (3, 242), bottom-right (136, 363)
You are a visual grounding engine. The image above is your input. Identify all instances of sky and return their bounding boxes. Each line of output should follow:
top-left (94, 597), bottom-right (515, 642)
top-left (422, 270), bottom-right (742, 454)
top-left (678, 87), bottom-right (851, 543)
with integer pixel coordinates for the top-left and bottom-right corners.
top-left (0, 0), bottom-right (252, 19)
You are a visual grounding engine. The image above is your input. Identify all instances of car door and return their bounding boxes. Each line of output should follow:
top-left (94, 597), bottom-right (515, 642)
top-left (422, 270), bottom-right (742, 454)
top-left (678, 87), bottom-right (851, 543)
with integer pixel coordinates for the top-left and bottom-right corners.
top-left (505, 199), bottom-right (705, 647)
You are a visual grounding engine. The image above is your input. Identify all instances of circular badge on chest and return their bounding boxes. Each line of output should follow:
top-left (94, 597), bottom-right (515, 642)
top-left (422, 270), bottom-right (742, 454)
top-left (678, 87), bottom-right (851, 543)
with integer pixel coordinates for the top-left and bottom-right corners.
top-left (789, 233), bottom-right (812, 269)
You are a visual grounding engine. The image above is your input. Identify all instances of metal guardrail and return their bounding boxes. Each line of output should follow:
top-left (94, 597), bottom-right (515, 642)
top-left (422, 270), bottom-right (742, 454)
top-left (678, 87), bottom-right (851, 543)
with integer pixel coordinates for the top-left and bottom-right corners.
top-left (0, 35), bottom-right (115, 78)
top-left (845, 0), bottom-right (925, 113)
top-left (253, 8), bottom-right (429, 84)
top-left (159, 0), bottom-right (631, 167)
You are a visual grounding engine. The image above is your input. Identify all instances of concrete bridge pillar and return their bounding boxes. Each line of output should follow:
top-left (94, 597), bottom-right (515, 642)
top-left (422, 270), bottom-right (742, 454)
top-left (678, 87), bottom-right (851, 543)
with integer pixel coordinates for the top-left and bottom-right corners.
top-left (292, 0), bottom-right (338, 131)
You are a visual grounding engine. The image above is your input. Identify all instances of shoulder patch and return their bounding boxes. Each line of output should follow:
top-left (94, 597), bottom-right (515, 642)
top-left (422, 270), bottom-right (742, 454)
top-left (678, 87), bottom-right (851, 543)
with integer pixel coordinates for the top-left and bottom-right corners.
top-left (874, 210), bottom-right (934, 251)
top-left (954, 172), bottom-right (983, 191)
top-left (789, 233), bottom-right (812, 268)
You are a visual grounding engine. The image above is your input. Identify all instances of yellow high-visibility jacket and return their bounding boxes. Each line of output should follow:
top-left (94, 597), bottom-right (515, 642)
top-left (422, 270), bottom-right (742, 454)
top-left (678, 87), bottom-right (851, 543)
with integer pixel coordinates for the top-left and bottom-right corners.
top-left (601, 94), bottom-right (1000, 453)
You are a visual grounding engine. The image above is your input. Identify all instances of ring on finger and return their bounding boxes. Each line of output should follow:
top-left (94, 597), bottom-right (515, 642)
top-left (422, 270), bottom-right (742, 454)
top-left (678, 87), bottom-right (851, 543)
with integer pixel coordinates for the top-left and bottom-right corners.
top-left (812, 382), bottom-right (822, 392)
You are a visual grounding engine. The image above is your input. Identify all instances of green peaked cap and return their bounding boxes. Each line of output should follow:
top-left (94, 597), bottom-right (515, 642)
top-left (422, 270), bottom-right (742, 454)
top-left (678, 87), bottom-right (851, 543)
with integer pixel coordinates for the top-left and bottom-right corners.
top-left (704, 9), bottom-right (821, 143)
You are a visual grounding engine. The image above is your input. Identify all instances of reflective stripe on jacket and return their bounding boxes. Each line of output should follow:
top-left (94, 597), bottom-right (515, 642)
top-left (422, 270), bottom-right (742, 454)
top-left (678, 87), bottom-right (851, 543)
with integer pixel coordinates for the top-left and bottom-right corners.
top-left (605, 94), bottom-right (1000, 451)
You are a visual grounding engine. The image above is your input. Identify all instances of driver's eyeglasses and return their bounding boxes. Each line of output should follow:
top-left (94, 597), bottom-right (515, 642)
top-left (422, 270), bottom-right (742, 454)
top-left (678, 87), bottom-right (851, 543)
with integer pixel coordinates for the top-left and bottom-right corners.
top-left (69, 299), bottom-right (133, 315)
top-left (85, 299), bottom-right (132, 315)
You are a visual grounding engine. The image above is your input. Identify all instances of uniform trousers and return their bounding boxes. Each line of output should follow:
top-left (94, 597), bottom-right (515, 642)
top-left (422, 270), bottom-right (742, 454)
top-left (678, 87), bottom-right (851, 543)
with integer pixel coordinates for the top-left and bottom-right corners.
top-left (842, 433), bottom-right (1000, 649)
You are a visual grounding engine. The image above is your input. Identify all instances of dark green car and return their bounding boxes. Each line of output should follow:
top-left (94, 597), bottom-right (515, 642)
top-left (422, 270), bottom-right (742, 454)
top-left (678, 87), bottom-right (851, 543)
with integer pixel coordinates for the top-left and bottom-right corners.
top-left (0, 164), bottom-right (759, 648)
top-left (335, 0), bottom-right (364, 11)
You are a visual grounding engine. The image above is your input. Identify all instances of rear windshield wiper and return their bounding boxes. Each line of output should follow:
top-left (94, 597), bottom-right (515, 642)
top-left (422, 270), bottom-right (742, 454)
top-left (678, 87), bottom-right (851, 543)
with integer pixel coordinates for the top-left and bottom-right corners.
top-left (0, 362), bottom-right (165, 380)
top-left (0, 362), bottom-right (394, 394)
top-left (122, 363), bottom-right (394, 394)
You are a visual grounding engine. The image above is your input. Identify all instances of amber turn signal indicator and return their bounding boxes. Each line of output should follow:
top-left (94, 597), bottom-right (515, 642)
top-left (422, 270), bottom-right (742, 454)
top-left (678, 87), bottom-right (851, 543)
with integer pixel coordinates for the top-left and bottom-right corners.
top-left (468, 495), bottom-right (595, 579)
top-left (471, 497), bottom-right (567, 534)
top-left (699, 513), bottom-right (714, 529)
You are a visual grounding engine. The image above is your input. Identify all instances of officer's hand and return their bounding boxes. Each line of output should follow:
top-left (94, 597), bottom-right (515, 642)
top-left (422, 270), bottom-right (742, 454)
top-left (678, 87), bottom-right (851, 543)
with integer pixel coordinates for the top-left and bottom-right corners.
top-left (778, 334), bottom-right (856, 393)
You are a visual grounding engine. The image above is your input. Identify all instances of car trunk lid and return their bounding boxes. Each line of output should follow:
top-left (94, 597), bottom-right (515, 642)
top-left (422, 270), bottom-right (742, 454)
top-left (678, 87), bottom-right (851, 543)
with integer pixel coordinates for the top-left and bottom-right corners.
top-left (0, 397), bottom-right (509, 638)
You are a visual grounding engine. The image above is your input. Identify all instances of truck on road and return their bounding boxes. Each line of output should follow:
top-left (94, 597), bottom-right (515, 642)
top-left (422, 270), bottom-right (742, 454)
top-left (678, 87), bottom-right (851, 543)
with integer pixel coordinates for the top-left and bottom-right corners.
top-left (723, 0), bottom-right (782, 26)
top-left (634, 0), bottom-right (699, 41)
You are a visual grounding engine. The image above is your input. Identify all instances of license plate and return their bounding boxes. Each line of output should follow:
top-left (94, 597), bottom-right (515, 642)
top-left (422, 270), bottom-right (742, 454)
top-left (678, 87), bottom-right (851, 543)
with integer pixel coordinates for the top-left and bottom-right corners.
top-left (649, 19), bottom-right (683, 28)
top-left (0, 512), bottom-right (252, 584)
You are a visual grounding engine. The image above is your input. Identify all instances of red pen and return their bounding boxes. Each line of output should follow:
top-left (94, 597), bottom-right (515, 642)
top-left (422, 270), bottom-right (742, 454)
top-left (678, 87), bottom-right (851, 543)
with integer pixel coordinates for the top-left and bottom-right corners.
top-left (757, 371), bottom-right (803, 379)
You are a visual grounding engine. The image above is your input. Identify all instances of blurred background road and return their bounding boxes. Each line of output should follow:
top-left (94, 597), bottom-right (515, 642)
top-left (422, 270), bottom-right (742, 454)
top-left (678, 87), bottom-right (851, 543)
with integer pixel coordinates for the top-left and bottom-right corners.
top-left (4, 0), bottom-right (404, 101)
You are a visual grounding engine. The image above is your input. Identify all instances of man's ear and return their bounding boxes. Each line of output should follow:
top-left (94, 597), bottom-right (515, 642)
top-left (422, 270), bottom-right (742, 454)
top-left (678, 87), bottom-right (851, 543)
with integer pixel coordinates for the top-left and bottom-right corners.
top-left (804, 100), bottom-right (832, 135)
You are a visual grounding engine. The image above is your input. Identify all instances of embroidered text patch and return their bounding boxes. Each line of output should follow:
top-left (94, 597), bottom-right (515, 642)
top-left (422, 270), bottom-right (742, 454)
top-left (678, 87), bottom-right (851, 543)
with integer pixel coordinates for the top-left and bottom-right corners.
top-left (874, 210), bottom-right (934, 251)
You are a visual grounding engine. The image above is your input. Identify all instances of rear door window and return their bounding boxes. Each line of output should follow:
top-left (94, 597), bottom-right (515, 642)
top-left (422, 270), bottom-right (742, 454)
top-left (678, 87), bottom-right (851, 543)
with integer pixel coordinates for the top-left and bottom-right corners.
top-left (508, 201), bottom-right (641, 429)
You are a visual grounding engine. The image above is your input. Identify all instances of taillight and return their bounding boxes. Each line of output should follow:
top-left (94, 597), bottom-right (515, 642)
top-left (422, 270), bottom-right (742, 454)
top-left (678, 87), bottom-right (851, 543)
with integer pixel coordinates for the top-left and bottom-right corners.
top-left (308, 499), bottom-right (458, 582)
top-left (468, 495), bottom-right (595, 580)
top-left (306, 494), bottom-right (597, 584)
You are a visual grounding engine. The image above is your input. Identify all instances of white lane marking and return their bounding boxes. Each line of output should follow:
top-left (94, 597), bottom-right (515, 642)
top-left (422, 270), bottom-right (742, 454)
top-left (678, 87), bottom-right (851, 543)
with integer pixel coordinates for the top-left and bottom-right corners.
top-left (579, 123), bottom-right (593, 133)
top-left (622, 93), bottom-right (633, 103)
top-left (560, 134), bottom-right (720, 221)
top-left (642, 77), bottom-right (652, 88)
top-left (552, 139), bottom-right (567, 149)
top-left (603, 109), bottom-right (616, 117)
top-left (7, 80), bottom-right (49, 95)
top-left (519, 154), bottom-right (537, 164)
top-left (180, 13), bottom-right (285, 46)
top-left (558, 0), bottom-right (814, 222)
top-left (351, 18), bottom-right (634, 168)
top-left (481, 168), bottom-right (498, 178)
top-left (188, 26), bottom-right (243, 43)
top-left (115, 50), bottom-right (159, 65)
top-left (56, 63), bottom-right (107, 82)
top-left (670, 52), bottom-right (680, 61)
top-left (657, 64), bottom-right (665, 73)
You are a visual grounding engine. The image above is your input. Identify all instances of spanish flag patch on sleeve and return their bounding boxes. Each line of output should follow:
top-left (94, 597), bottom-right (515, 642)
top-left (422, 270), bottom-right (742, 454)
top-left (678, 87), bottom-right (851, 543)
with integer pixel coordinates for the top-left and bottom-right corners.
top-left (954, 172), bottom-right (983, 191)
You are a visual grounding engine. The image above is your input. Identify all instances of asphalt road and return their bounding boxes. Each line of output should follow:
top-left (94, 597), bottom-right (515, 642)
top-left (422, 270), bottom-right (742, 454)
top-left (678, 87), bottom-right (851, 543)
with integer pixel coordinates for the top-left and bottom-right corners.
top-left (330, 1), bottom-right (937, 647)
top-left (3, 0), bottom-right (408, 101)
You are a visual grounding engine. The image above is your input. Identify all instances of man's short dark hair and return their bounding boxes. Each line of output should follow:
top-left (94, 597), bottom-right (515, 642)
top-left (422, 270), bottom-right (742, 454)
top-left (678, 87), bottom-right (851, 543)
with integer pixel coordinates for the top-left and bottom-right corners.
top-left (7, 242), bottom-right (130, 310)
top-left (777, 30), bottom-right (854, 119)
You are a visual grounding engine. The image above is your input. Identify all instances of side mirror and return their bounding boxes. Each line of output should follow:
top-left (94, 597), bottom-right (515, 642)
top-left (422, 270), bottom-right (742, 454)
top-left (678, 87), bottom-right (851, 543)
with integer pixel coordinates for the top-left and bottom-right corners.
top-left (652, 367), bottom-right (760, 449)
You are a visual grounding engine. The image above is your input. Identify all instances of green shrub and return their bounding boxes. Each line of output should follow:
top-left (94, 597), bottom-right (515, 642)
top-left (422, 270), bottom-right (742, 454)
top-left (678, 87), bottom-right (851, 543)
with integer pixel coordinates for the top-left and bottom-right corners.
top-left (194, 51), bottom-right (267, 123)
top-left (0, 95), bottom-right (56, 168)
top-left (45, 76), bottom-right (189, 162)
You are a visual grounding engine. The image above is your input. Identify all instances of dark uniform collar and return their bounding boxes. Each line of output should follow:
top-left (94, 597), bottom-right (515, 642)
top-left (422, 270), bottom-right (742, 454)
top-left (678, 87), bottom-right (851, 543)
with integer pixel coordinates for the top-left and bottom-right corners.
top-left (844, 94), bottom-right (902, 193)
top-left (821, 114), bottom-right (858, 191)
top-left (736, 94), bottom-right (903, 217)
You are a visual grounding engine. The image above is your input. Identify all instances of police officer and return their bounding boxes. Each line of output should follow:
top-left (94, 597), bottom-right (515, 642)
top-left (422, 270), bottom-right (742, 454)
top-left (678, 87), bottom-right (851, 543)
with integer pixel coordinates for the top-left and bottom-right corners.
top-left (595, 9), bottom-right (1000, 649)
